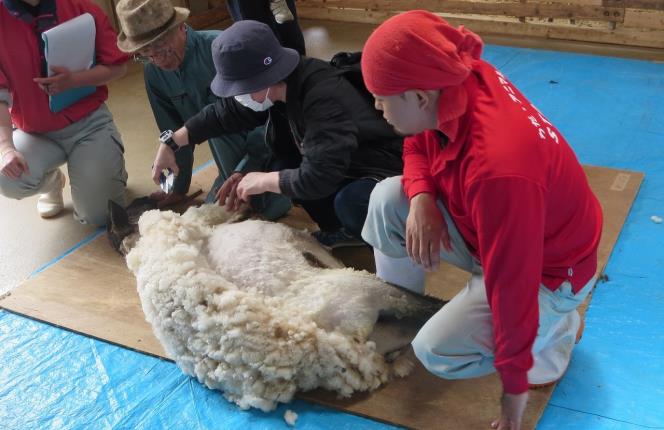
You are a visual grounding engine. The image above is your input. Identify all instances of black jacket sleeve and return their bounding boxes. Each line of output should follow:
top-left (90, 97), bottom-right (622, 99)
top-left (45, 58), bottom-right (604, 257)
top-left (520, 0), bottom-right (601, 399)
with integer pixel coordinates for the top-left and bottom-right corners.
top-left (278, 90), bottom-right (359, 200)
top-left (184, 97), bottom-right (269, 145)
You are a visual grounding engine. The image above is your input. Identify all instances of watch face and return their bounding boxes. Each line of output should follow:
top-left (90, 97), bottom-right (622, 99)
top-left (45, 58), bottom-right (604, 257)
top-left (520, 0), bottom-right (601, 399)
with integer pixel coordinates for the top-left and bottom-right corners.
top-left (159, 129), bottom-right (174, 143)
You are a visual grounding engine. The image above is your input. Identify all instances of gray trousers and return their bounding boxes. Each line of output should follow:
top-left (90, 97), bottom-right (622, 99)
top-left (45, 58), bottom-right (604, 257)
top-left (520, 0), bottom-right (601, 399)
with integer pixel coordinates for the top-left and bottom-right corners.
top-left (362, 176), bottom-right (594, 385)
top-left (0, 105), bottom-right (127, 225)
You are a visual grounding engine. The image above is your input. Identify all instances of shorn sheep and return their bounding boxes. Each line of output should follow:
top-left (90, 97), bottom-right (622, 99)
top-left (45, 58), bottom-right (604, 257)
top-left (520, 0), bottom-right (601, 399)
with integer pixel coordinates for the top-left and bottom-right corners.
top-left (119, 203), bottom-right (443, 411)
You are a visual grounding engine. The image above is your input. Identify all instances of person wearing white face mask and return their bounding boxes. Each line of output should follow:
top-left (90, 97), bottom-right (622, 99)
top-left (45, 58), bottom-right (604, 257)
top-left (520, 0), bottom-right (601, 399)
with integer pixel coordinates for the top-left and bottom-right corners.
top-left (150, 20), bottom-right (404, 249)
top-left (234, 87), bottom-right (274, 112)
top-left (115, 0), bottom-right (292, 220)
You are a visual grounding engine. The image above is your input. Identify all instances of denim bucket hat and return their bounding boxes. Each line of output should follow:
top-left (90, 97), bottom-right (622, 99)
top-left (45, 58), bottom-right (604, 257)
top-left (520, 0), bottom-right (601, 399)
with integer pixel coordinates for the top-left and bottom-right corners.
top-left (210, 20), bottom-right (300, 97)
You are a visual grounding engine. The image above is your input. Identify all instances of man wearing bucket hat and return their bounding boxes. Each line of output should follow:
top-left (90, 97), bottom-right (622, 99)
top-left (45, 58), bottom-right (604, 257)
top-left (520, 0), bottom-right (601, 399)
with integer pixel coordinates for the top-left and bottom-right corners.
top-left (115, 0), bottom-right (291, 219)
top-left (359, 11), bottom-right (603, 429)
top-left (0, 0), bottom-right (129, 225)
top-left (151, 20), bottom-right (403, 249)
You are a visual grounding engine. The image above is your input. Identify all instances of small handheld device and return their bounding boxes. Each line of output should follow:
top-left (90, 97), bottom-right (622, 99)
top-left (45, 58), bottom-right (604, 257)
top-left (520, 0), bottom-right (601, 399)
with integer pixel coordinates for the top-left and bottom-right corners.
top-left (158, 168), bottom-right (176, 194)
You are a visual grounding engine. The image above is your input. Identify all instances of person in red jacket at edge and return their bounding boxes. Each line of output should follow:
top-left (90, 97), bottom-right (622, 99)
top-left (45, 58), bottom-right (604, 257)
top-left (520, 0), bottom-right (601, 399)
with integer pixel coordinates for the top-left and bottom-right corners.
top-left (360, 10), bottom-right (602, 430)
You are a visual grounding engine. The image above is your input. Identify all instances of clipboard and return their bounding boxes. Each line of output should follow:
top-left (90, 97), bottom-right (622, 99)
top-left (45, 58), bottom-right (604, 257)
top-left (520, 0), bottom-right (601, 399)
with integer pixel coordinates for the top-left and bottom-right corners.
top-left (42, 13), bottom-right (96, 113)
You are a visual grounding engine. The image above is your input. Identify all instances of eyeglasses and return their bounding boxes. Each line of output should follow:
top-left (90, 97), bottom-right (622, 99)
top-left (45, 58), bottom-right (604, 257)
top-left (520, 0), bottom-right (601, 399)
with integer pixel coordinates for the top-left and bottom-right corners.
top-left (132, 37), bottom-right (173, 64)
top-left (133, 48), bottom-right (174, 64)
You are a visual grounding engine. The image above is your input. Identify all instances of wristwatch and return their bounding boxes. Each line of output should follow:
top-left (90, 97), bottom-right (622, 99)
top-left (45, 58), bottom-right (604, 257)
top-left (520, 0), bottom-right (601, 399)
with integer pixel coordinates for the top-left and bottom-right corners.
top-left (159, 129), bottom-right (181, 152)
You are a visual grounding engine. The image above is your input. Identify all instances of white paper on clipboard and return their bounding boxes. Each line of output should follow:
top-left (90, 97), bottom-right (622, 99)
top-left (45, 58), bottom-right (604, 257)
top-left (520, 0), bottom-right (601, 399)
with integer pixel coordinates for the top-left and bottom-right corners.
top-left (42, 13), bottom-right (96, 75)
top-left (42, 13), bottom-right (97, 112)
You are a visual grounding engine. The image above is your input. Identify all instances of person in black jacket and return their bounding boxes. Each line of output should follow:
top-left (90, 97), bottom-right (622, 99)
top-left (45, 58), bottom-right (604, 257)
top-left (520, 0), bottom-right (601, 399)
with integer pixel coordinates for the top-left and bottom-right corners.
top-left (150, 20), bottom-right (403, 249)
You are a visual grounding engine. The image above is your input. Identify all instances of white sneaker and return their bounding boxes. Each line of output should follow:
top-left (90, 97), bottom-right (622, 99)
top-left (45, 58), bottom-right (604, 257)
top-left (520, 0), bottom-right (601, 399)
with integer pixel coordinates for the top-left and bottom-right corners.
top-left (270, 0), bottom-right (294, 24)
top-left (37, 169), bottom-right (66, 218)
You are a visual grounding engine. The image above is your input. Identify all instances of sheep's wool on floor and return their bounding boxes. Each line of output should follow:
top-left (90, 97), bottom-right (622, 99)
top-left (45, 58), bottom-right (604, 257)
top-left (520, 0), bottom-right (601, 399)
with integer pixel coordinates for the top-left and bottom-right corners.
top-left (127, 205), bottom-right (431, 411)
top-left (284, 409), bottom-right (298, 426)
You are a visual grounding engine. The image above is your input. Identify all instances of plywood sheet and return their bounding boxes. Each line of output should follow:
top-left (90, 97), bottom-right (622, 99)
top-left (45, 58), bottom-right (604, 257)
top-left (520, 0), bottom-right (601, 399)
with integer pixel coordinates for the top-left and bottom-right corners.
top-left (0, 165), bottom-right (642, 430)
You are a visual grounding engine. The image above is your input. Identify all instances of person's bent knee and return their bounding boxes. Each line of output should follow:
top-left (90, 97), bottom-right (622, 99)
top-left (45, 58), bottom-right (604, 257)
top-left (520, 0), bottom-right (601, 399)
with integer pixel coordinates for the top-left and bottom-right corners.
top-left (257, 193), bottom-right (291, 221)
top-left (0, 175), bottom-right (40, 200)
top-left (73, 203), bottom-right (109, 226)
top-left (412, 328), bottom-right (496, 381)
top-left (333, 188), bottom-right (363, 237)
top-left (73, 190), bottom-right (126, 226)
top-left (75, 195), bottom-right (124, 226)
top-left (0, 177), bottom-right (22, 200)
top-left (411, 333), bottom-right (461, 380)
top-left (367, 176), bottom-right (404, 214)
top-left (362, 176), bottom-right (408, 252)
top-left (364, 176), bottom-right (406, 233)
top-left (333, 185), bottom-right (352, 214)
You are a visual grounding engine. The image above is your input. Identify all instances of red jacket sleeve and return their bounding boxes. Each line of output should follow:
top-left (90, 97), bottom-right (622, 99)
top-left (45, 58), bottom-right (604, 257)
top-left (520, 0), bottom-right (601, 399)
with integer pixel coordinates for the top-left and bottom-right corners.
top-left (0, 66), bottom-right (10, 106)
top-left (467, 176), bottom-right (545, 394)
top-left (0, 65), bottom-right (7, 90)
top-left (402, 134), bottom-right (437, 199)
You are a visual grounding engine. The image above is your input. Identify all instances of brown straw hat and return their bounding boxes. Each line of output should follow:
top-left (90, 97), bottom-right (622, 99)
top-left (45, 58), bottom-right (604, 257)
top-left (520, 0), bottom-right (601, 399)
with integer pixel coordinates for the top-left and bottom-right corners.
top-left (116, 0), bottom-right (189, 53)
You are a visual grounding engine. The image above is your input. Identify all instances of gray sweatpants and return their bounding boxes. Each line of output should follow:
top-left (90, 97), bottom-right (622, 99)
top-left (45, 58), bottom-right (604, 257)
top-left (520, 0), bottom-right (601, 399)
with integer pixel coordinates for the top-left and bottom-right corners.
top-left (362, 176), bottom-right (594, 385)
top-left (0, 104), bottom-right (127, 225)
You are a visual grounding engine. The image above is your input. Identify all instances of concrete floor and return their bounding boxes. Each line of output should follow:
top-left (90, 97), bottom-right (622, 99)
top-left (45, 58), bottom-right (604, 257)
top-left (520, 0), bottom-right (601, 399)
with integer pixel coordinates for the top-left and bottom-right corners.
top-left (0, 19), bottom-right (370, 295)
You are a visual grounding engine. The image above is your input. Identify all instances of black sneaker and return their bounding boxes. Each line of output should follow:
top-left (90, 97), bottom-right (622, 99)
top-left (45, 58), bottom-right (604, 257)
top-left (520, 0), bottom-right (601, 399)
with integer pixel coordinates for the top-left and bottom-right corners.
top-left (312, 228), bottom-right (366, 249)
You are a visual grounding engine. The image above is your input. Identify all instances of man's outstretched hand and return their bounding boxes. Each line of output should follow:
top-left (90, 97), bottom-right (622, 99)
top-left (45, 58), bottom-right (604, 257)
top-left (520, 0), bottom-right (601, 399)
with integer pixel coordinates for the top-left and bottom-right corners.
top-left (216, 172), bottom-right (244, 211)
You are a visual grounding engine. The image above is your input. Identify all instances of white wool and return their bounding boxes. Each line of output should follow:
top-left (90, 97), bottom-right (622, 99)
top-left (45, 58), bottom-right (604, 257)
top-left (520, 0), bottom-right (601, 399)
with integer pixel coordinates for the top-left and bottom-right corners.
top-left (284, 409), bottom-right (298, 426)
top-left (127, 204), bottom-right (422, 411)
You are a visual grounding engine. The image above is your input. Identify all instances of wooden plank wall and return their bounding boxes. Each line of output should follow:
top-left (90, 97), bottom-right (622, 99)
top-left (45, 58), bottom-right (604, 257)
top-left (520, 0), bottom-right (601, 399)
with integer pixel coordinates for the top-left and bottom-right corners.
top-left (295, 0), bottom-right (664, 51)
top-left (186, 0), bottom-right (233, 30)
top-left (93, 0), bottom-right (231, 31)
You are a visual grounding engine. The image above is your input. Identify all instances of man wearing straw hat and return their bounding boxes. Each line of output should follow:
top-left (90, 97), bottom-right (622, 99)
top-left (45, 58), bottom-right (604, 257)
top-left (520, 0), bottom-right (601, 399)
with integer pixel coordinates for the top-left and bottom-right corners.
top-left (115, 0), bottom-right (291, 219)
top-left (360, 10), bottom-right (603, 429)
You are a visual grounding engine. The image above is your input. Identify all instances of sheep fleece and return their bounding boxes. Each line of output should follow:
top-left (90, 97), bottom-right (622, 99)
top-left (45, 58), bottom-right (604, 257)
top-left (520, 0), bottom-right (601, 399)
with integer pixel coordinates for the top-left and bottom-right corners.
top-left (126, 205), bottom-right (418, 411)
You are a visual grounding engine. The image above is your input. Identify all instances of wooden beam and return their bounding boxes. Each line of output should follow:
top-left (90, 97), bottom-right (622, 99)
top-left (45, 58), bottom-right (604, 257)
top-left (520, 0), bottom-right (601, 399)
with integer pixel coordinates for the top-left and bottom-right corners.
top-left (623, 8), bottom-right (664, 29)
top-left (186, 5), bottom-right (230, 30)
top-left (298, 6), bottom-right (393, 25)
top-left (544, 0), bottom-right (602, 5)
top-left (299, 0), bottom-right (625, 22)
top-left (296, 6), bottom-right (664, 49)
top-left (604, 0), bottom-right (664, 10)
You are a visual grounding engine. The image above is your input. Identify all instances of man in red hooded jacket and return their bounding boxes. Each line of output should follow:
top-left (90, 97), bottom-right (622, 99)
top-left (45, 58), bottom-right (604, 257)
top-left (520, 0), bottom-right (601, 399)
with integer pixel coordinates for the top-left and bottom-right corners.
top-left (360, 11), bottom-right (602, 430)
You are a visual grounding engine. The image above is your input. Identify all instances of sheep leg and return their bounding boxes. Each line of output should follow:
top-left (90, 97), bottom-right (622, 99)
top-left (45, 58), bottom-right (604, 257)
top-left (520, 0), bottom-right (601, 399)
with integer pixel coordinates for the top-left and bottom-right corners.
top-left (107, 200), bottom-right (137, 255)
top-left (370, 287), bottom-right (447, 356)
top-left (381, 282), bottom-right (447, 318)
top-left (302, 251), bottom-right (332, 269)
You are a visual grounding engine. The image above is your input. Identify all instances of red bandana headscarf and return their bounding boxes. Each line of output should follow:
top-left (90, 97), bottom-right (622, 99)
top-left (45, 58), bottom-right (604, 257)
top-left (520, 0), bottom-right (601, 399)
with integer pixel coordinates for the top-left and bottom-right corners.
top-left (361, 10), bottom-right (484, 141)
